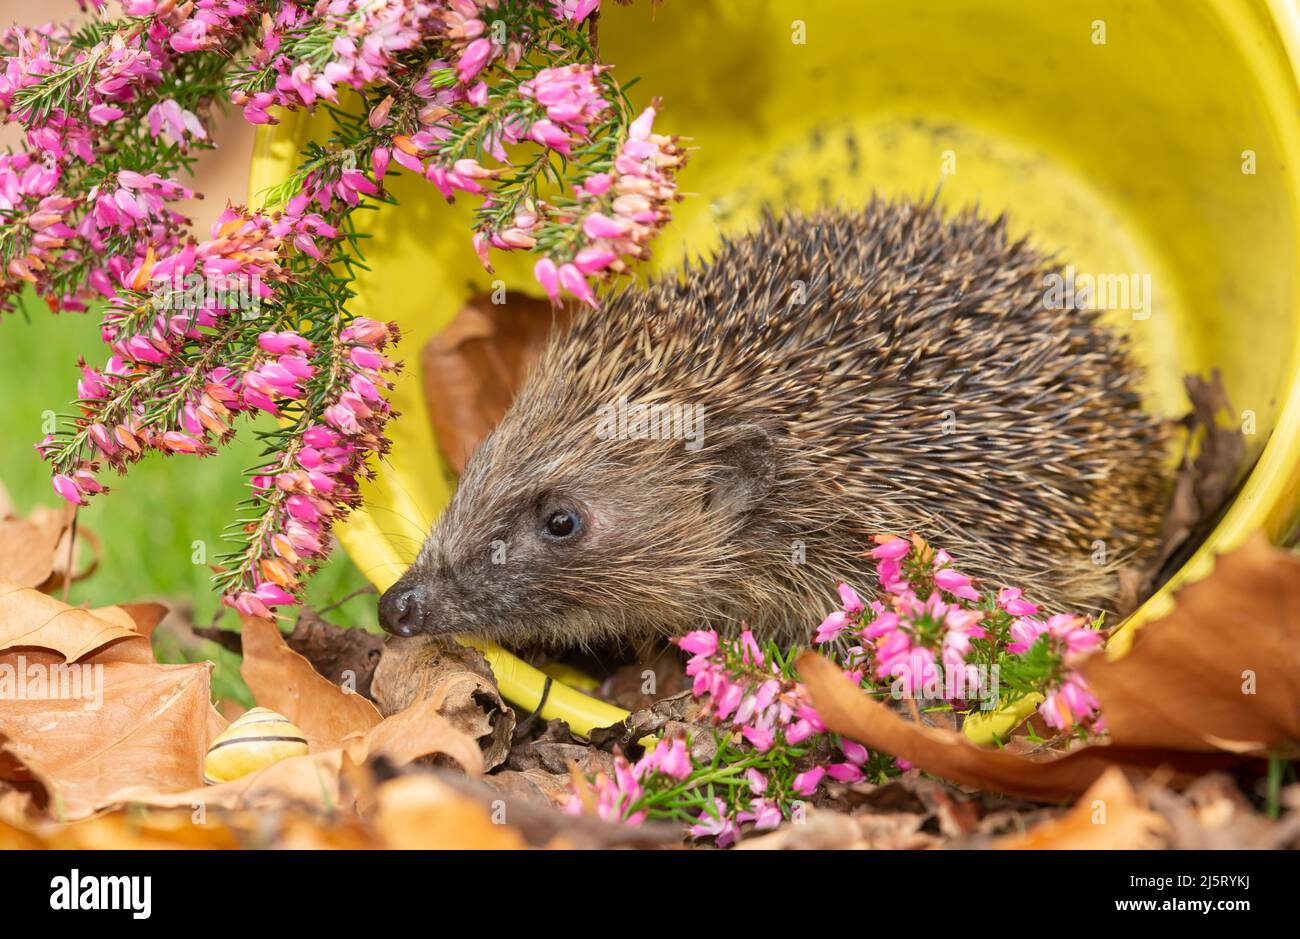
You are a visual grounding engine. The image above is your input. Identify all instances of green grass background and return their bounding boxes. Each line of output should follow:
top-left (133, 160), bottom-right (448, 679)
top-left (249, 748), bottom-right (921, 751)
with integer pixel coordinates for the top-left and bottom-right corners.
top-left (1, 289), bottom-right (379, 702)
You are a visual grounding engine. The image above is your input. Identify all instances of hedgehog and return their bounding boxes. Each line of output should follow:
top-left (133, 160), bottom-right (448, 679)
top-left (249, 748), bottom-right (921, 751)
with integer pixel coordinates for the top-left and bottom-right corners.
top-left (379, 198), bottom-right (1169, 649)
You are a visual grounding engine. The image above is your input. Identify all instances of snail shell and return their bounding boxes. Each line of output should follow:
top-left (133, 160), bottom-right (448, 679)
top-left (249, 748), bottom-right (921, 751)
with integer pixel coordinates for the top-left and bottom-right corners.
top-left (203, 707), bottom-right (309, 785)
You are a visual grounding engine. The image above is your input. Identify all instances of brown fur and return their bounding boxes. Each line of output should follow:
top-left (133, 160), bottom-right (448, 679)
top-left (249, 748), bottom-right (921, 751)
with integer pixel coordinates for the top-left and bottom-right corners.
top-left (380, 199), bottom-right (1168, 649)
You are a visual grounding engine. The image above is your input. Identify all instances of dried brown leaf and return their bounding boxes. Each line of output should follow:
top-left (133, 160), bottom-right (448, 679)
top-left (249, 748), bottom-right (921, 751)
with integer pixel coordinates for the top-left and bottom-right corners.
top-left (371, 635), bottom-right (514, 770)
top-left (995, 767), bottom-right (1167, 848)
top-left (284, 607), bottom-right (383, 698)
top-left (0, 661), bottom-right (216, 820)
top-left (797, 651), bottom-right (1244, 802)
top-left (1118, 371), bottom-right (1246, 613)
top-left (1083, 532), bottom-right (1300, 754)
top-left (239, 614), bottom-right (382, 750)
top-left (0, 502), bottom-right (75, 589)
top-left (0, 578), bottom-right (150, 662)
top-left (348, 690), bottom-right (485, 775)
top-left (372, 773), bottom-right (528, 849)
top-left (421, 292), bottom-right (568, 474)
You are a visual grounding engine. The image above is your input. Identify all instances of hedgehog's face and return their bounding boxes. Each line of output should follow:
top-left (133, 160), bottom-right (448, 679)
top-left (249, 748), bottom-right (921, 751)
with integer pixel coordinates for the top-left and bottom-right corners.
top-left (378, 399), bottom-right (779, 649)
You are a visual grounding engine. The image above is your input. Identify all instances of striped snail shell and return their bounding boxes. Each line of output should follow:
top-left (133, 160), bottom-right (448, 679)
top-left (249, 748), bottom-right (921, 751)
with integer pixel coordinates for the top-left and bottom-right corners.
top-left (203, 707), bottom-right (309, 785)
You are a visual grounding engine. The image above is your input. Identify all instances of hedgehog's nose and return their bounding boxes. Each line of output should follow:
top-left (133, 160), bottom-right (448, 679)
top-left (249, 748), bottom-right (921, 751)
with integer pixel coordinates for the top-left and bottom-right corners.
top-left (378, 581), bottom-right (430, 637)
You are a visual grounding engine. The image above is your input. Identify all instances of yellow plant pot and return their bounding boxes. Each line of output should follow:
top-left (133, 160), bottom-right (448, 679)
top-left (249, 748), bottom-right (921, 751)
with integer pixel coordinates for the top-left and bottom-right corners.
top-left (250, 0), bottom-right (1300, 742)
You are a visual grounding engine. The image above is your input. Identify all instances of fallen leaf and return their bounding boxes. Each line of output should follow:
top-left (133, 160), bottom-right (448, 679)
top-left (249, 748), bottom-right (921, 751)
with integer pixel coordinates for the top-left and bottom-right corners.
top-left (0, 661), bottom-right (216, 820)
top-left (135, 750), bottom-right (346, 814)
top-left (239, 614), bottom-right (382, 750)
top-left (371, 635), bottom-right (514, 770)
top-left (421, 292), bottom-right (569, 474)
top-left (797, 650), bottom-right (1245, 802)
top-left (0, 502), bottom-right (75, 590)
top-left (1084, 533), bottom-right (1300, 754)
top-left (284, 607), bottom-right (383, 698)
top-left (482, 767), bottom-right (580, 808)
top-left (1145, 773), bottom-right (1300, 849)
top-left (0, 578), bottom-right (149, 662)
top-left (371, 773), bottom-right (528, 849)
top-left (995, 767), bottom-right (1167, 848)
top-left (348, 691), bottom-right (485, 776)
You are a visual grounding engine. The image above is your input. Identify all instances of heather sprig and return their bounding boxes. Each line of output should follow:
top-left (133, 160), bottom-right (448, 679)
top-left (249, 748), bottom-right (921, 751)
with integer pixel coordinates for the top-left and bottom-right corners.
top-left (567, 534), bottom-right (1107, 846)
top-left (5, 1), bottom-right (685, 617)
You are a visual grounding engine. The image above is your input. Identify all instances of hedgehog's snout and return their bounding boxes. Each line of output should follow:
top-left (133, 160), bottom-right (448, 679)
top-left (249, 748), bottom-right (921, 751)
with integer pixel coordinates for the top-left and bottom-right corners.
top-left (377, 578), bottom-right (431, 637)
top-left (379, 572), bottom-right (461, 638)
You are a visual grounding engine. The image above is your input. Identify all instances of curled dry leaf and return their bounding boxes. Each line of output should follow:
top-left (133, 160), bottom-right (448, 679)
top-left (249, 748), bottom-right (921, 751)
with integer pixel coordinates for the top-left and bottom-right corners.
top-left (0, 578), bottom-right (151, 663)
top-left (238, 614), bottom-right (382, 751)
top-left (422, 292), bottom-right (569, 474)
top-left (372, 773), bottom-right (529, 849)
top-left (371, 634), bottom-right (514, 771)
top-left (352, 691), bottom-right (485, 776)
top-left (1083, 532), bottom-right (1300, 755)
top-left (799, 534), bottom-right (1300, 801)
top-left (1146, 774), bottom-right (1300, 849)
top-left (0, 502), bottom-right (76, 590)
top-left (797, 650), bottom-right (1246, 802)
top-left (0, 661), bottom-right (217, 820)
top-left (483, 767), bottom-right (581, 808)
top-left (284, 607), bottom-right (383, 698)
top-left (995, 767), bottom-right (1168, 849)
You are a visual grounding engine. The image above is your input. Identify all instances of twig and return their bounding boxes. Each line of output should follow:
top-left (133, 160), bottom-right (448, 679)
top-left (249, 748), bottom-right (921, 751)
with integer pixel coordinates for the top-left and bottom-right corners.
top-left (315, 583), bottom-right (377, 616)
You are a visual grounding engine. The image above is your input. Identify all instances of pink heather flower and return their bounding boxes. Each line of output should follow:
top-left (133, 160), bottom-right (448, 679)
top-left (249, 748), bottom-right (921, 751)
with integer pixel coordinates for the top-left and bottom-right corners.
top-left (533, 257), bottom-right (561, 302)
top-left (785, 719), bottom-right (816, 745)
top-left (826, 762), bottom-right (864, 784)
top-left (815, 610), bottom-right (850, 644)
top-left (676, 629), bottom-right (718, 657)
top-left (1040, 673), bottom-right (1102, 731)
top-left (456, 38), bottom-right (493, 83)
top-left (933, 566), bottom-right (980, 601)
top-left (1046, 614), bottom-right (1103, 655)
top-left (578, 172), bottom-right (612, 197)
top-left (557, 261), bottom-right (598, 306)
top-left (837, 582), bottom-right (865, 614)
top-left (688, 799), bottom-right (738, 848)
top-left (997, 587), bottom-right (1039, 617)
top-left (551, 0), bottom-right (601, 22)
top-left (656, 737), bottom-right (692, 780)
top-left (863, 608), bottom-right (900, 639)
top-left (255, 583), bottom-right (295, 607)
top-left (741, 725), bottom-right (774, 752)
top-left (886, 646), bottom-right (939, 698)
top-left (745, 769), bottom-right (768, 795)
top-left (796, 703), bottom-right (827, 734)
top-left (870, 536), bottom-right (911, 560)
top-left (791, 767), bottom-right (825, 797)
top-left (840, 739), bottom-right (869, 765)
top-left (1007, 616), bottom-right (1046, 654)
top-left (737, 798), bottom-right (783, 831)
top-left (52, 473), bottom-right (87, 506)
top-left (714, 681), bottom-right (744, 721)
top-left (521, 64), bottom-right (609, 137)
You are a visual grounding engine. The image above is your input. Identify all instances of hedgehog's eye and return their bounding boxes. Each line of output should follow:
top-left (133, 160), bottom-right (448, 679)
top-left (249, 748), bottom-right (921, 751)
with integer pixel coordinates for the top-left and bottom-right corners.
top-left (542, 509), bottom-right (580, 539)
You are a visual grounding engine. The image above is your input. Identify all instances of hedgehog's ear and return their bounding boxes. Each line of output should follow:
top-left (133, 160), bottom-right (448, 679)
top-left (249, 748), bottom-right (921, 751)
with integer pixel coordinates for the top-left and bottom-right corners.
top-left (705, 424), bottom-right (776, 522)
